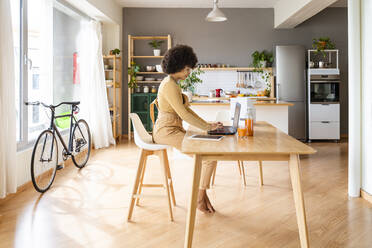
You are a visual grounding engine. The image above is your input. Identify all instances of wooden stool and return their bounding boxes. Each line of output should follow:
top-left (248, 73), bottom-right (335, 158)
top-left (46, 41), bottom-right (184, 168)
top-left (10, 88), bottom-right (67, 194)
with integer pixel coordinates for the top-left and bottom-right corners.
top-left (128, 113), bottom-right (176, 222)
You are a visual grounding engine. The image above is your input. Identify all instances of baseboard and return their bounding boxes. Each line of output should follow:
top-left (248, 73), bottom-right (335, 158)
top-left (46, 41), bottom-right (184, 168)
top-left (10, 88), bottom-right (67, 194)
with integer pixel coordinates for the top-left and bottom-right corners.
top-left (121, 133), bottom-right (133, 140)
top-left (0, 156), bottom-right (76, 206)
top-left (361, 189), bottom-right (372, 204)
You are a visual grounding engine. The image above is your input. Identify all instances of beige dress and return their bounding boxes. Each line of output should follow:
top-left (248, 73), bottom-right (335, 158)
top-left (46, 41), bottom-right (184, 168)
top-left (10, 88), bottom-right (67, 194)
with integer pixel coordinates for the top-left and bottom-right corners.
top-left (153, 76), bottom-right (216, 189)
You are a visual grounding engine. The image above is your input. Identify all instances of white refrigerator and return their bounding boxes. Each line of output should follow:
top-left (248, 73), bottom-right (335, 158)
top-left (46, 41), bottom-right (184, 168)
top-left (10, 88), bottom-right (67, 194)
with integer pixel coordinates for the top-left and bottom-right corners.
top-left (275, 45), bottom-right (307, 140)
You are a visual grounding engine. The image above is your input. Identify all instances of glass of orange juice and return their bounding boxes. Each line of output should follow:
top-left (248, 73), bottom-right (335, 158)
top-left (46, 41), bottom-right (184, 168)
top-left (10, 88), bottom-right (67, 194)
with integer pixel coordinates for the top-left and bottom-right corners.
top-left (245, 109), bottom-right (254, 136)
top-left (237, 123), bottom-right (247, 138)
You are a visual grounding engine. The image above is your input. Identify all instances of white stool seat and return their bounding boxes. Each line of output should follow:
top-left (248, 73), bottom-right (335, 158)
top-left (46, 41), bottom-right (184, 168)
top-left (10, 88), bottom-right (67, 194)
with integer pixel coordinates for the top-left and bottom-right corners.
top-left (130, 113), bottom-right (169, 151)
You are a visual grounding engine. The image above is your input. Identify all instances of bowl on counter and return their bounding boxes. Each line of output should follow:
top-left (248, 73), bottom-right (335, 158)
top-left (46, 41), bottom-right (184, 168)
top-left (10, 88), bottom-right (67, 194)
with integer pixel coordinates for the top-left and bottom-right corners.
top-left (136, 76), bottom-right (144, 81)
top-left (146, 66), bottom-right (156, 72)
top-left (225, 90), bottom-right (239, 98)
top-left (145, 77), bottom-right (156, 81)
top-left (156, 78), bottom-right (163, 81)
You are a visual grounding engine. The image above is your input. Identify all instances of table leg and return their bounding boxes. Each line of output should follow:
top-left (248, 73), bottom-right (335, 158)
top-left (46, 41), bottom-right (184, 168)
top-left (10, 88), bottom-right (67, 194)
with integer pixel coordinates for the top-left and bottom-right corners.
top-left (184, 155), bottom-right (202, 248)
top-left (289, 154), bottom-right (309, 248)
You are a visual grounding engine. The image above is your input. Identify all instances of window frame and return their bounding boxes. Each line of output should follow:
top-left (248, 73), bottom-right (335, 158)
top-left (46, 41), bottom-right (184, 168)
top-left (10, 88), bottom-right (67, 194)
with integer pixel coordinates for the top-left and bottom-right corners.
top-left (16, 0), bottom-right (83, 151)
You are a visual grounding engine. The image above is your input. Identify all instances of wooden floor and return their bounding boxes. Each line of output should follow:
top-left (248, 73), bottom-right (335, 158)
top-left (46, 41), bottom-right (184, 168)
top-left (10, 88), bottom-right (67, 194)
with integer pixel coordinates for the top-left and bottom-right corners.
top-left (1, 139), bottom-right (371, 247)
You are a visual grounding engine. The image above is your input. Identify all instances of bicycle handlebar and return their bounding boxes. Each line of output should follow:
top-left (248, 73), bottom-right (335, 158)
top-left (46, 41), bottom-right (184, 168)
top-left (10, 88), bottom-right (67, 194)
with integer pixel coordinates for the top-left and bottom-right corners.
top-left (25, 101), bottom-right (80, 109)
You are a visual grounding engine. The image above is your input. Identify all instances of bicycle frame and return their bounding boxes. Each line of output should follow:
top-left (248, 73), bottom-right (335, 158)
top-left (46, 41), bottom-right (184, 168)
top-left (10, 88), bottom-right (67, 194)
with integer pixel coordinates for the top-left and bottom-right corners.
top-left (48, 105), bottom-right (87, 156)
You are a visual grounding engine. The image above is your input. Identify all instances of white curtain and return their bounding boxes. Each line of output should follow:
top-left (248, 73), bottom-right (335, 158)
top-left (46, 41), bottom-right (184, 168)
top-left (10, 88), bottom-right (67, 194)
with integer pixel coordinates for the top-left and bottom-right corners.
top-left (77, 20), bottom-right (115, 149)
top-left (0, 0), bottom-right (17, 198)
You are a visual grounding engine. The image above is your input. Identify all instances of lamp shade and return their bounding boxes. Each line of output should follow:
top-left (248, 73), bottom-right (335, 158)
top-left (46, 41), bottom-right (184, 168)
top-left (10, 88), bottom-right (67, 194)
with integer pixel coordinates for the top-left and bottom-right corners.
top-left (205, 0), bottom-right (227, 22)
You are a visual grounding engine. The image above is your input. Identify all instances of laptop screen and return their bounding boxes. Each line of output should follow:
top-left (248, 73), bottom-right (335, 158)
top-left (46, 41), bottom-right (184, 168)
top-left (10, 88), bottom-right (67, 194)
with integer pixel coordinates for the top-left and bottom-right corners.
top-left (232, 103), bottom-right (241, 129)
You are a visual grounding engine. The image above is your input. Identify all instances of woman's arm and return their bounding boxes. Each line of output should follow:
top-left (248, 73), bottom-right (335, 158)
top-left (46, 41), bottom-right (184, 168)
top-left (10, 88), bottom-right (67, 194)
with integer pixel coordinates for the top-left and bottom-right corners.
top-left (161, 82), bottom-right (211, 131)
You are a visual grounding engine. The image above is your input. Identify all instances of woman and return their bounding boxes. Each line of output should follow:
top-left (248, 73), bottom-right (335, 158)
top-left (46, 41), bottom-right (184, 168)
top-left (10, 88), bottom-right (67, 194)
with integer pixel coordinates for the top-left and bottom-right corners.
top-left (153, 45), bottom-right (223, 213)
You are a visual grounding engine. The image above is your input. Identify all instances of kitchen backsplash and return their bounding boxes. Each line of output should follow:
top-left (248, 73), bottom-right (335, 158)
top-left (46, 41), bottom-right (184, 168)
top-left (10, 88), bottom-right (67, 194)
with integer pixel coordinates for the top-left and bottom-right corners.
top-left (194, 71), bottom-right (266, 96)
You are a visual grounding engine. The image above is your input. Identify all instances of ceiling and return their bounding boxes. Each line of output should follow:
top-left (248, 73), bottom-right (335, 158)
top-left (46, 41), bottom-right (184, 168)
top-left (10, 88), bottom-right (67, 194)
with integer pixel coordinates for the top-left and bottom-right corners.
top-left (115, 0), bottom-right (280, 8)
top-left (330, 0), bottom-right (347, 7)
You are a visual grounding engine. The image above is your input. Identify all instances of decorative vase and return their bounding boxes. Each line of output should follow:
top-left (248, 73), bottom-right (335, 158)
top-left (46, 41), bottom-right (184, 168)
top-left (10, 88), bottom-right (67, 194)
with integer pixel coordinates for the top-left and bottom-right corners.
top-left (153, 49), bottom-right (161, 56)
top-left (183, 91), bottom-right (193, 102)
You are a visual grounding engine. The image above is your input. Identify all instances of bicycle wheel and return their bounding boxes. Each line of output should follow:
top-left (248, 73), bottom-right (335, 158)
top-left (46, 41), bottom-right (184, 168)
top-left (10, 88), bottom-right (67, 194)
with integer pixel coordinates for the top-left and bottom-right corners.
top-left (71, 119), bottom-right (91, 168)
top-left (31, 130), bottom-right (58, 193)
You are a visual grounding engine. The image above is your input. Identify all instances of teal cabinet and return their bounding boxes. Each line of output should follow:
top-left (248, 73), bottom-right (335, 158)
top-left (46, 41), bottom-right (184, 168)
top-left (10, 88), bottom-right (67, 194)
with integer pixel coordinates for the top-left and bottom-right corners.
top-left (131, 93), bottom-right (158, 132)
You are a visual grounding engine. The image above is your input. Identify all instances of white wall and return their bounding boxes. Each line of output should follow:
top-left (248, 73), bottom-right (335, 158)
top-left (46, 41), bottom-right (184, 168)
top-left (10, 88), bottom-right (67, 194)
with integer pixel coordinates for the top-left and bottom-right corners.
top-left (348, 0), bottom-right (372, 196)
top-left (194, 71), bottom-right (267, 96)
top-left (361, 0), bottom-right (372, 194)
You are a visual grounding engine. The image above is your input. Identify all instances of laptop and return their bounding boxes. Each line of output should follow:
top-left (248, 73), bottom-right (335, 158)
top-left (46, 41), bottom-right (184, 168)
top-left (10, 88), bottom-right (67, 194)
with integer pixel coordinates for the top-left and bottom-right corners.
top-left (208, 102), bottom-right (241, 135)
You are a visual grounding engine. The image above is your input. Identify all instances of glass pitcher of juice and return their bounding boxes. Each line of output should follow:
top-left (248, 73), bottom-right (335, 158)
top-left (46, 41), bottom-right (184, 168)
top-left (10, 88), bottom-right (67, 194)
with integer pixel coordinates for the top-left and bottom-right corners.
top-left (245, 108), bottom-right (254, 136)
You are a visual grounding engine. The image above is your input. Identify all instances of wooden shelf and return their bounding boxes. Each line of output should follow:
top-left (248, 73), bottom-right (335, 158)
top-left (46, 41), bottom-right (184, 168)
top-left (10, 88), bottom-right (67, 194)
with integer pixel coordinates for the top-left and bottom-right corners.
top-left (137, 81), bottom-right (162, 83)
top-left (104, 55), bottom-right (122, 142)
top-left (135, 71), bottom-right (164, 74)
top-left (132, 56), bottom-right (164, 59)
top-left (103, 55), bottom-right (121, 60)
top-left (128, 34), bottom-right (172, 139)
top-left (132, 36), bottom-right (169, 40)
top-left (200, 67), bottom-right (273, 71)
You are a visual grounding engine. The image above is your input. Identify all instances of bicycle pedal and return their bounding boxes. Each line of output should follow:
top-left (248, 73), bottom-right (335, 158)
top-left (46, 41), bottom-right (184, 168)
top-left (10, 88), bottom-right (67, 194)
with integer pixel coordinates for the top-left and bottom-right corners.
top-left (56, 164), bottom-right (64, 170)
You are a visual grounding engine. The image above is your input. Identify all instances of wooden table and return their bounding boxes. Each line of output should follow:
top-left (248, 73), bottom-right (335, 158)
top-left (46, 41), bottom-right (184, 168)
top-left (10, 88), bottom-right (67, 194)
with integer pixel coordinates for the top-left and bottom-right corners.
top-left (181, 121), bottom-right (316, 248)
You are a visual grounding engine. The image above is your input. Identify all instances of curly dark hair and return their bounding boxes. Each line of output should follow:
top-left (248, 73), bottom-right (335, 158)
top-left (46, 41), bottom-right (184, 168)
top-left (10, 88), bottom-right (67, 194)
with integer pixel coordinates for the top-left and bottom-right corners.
top-left (161, 45), bottom-right (198, 74)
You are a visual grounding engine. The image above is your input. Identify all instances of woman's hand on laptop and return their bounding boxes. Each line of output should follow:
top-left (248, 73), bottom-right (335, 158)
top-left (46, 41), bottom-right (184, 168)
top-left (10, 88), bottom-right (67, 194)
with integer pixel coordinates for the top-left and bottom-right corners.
top-left (210, 122), bottom-right (224, 131)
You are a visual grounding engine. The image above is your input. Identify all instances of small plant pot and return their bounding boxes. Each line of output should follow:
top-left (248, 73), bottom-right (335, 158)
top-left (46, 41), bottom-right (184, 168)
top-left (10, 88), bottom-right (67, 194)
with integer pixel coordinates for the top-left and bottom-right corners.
top-left (318, 41), bottom-right (326, 49)
top-left (153, 49), bottom-right (161, 56)
top-left (259, 61), bottom-right (267, 68)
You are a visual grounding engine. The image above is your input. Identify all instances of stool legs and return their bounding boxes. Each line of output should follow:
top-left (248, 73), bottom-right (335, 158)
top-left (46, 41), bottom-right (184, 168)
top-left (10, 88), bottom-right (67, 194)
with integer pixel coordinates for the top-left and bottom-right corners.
top-left (128, 149), bottom-right (147, 221)
top-left (157, 150), bottom-right (174, 221)
top-left (136, 157), bottom-right (147, 206)
top-left (239, 161), bottom-right (247, 186)
top-left (258, 161), bottom-right (263, 186)
top-left (163, 149), bottom-right (176, 206)
top-left (211, 161), bottom-right (262, 187)
top-left (128, 149), bottom-right (176, 222)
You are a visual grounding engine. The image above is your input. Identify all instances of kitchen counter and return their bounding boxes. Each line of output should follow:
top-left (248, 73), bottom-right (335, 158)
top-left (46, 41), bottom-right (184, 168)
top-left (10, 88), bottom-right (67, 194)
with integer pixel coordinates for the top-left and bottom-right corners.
top-left (190, 100), bottom-right (293, 106)
top-left (189, 98), bottom-right (292, 134)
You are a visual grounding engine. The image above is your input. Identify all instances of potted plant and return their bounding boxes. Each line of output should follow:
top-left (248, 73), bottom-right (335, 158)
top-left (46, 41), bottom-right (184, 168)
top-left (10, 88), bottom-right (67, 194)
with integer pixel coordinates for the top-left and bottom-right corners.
top-left (148, 40), bottom-right (164, 56)
top-left (178, 68), bottom-right (204, 102)
top-left (312, 37), bottom-right (335, 57)
top-left (128, 61), bottom-right (140, 91)
top-left (110, 48), bottom-right (121, 56)
top-left (251, 50), bottom-right (273, 68)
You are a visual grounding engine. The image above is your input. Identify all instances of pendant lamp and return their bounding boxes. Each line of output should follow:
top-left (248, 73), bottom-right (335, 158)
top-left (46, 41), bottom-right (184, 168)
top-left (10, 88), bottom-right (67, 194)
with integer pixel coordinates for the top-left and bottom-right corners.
top-left (205, 0), bottom-right (227, 22)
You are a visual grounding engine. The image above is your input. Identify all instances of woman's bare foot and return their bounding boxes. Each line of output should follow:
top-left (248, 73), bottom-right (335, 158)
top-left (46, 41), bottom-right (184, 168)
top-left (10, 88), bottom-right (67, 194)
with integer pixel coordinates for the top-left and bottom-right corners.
top-left (197, 189), bottom-right (215, 213)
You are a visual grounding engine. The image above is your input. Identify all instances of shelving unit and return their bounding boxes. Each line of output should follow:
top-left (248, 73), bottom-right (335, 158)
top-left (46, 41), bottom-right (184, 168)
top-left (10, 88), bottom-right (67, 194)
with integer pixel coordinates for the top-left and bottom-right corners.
top-left (307, 49), bottom-right (340, 141)
top-left (128, 35), bottom-right (172, 139)
top-left (103, 55), bottom-right (122, 142)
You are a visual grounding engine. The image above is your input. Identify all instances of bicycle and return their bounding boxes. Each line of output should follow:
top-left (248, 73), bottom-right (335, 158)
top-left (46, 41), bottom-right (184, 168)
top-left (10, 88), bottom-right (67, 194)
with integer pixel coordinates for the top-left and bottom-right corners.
top-left (25, 101), bottom-right (91, 193)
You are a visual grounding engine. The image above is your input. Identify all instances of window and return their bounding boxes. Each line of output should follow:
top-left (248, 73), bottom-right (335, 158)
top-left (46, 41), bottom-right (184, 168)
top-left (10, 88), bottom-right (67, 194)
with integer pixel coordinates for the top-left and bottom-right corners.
top-left (32, 69), bottom-right (40, 89)
top-left (14, 0), bottom-right (84, 149)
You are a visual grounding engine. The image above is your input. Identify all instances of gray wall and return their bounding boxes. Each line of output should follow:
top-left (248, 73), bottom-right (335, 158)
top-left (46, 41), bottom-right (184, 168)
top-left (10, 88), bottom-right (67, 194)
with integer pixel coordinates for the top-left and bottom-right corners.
top-left (122, 7), bottom-right (348, 135)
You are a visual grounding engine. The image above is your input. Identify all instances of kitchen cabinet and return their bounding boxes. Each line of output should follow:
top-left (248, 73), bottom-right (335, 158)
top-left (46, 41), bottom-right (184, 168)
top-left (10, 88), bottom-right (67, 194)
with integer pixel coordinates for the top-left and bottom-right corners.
top-left (131, 93), bottom-right (158, 132)
top-left (309, 121), bottom-right (340, 140)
